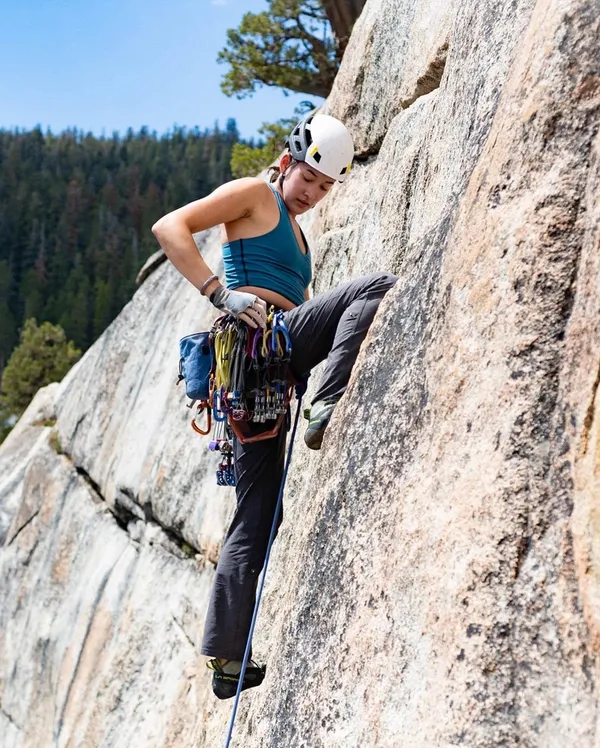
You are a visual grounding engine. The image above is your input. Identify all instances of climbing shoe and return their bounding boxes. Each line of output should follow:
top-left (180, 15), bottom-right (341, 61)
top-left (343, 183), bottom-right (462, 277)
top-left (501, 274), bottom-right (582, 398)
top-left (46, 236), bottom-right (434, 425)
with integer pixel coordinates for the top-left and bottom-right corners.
top-left (206, 658), bottom-right (266, 700)
top-left (303, 399), bottom-right (338, 450)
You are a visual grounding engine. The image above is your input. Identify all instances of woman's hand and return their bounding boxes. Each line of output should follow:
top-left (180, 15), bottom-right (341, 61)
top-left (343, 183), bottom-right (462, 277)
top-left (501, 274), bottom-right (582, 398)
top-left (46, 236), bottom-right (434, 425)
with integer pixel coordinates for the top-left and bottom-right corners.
top-left (210, 287), bottom-right (267, 329)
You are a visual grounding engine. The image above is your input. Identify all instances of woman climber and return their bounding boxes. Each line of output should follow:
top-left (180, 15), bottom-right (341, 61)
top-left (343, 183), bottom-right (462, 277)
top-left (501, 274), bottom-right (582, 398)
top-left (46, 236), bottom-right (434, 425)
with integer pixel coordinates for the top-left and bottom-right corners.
top-left (152, 113), bottom-right (397, 699)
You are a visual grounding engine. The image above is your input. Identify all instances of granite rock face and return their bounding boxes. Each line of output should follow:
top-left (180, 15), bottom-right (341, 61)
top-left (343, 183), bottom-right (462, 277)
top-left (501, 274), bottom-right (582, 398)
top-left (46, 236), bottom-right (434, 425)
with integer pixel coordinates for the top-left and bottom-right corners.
top-left (1, 0), bottom-right (599, 745)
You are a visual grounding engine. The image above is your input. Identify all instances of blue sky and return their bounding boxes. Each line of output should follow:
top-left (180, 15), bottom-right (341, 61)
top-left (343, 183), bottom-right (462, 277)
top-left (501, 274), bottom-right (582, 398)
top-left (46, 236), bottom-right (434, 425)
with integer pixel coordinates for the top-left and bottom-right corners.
top-left (0, 0), bottom-right (321, 140)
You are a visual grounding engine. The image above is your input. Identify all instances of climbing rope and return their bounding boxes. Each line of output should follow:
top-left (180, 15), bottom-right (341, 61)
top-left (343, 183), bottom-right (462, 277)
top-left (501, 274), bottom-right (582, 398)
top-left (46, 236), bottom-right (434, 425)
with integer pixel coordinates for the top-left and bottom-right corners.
top-left (224, 386), bottom-right (304, 748)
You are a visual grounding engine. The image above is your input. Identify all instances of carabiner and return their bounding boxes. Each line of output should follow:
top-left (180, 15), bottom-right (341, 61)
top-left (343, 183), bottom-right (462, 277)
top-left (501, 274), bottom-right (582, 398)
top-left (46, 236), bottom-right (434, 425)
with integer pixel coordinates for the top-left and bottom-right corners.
top-left (261, 329), bottom-right (272, 359)
top-left (191, 400), bottom-right (212, 435)
top-left (212, 388), bottom-right (228, 422)
top-left (272, 312), bottom-right (292, 356)
top-left (251, 328), bottom-right (263, 360)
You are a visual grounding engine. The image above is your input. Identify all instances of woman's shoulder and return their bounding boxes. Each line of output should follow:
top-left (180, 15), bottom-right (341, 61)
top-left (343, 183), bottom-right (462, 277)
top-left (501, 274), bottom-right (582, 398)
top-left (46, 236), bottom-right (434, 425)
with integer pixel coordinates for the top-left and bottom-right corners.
top-left (212, 177), bottom-right (274, 223)
top-left (225, 177), bottom-right (276, 212)
top-left (226, 176), bottom-right (272, 198)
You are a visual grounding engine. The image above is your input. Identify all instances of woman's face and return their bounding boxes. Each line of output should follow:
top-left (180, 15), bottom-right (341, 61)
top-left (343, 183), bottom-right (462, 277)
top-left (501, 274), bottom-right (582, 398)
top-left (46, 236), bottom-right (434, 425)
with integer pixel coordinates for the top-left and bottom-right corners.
top-left (279, 155), bottom-right (336, 215)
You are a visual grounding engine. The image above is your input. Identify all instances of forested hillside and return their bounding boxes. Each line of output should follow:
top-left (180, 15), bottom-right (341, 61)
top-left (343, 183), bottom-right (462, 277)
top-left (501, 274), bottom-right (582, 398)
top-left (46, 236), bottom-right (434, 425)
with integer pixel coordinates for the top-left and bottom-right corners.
top-left (0, 121), bottom-right (241, 376)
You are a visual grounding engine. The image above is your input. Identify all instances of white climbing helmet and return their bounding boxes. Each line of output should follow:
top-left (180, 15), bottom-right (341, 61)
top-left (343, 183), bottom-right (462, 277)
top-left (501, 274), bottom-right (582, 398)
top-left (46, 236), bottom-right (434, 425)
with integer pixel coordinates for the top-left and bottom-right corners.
top-left (286, 114), bottom-right (354, 182)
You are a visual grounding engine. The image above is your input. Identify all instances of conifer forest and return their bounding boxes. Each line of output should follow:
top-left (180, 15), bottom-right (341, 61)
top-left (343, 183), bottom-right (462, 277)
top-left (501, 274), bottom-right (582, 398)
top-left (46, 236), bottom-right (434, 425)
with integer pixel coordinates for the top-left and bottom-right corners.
top-left (0, 121), bottom-right (242, 378)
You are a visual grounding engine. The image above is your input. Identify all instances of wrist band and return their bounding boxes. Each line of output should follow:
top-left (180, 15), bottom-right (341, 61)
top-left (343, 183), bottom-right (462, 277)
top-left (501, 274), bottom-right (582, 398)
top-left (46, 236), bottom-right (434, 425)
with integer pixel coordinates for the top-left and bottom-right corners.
top-left (199, 274), bottom-right (218, 296)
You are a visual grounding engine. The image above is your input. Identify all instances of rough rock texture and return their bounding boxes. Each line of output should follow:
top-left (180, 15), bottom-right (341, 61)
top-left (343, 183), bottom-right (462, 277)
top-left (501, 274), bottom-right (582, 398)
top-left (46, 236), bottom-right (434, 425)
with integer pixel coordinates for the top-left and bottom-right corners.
top-left (1, 0), bottom-right (599, 745)
top-left (0, 382), bottom-right (60, 545)
top-left (323, 0), bottom-right (454, 155)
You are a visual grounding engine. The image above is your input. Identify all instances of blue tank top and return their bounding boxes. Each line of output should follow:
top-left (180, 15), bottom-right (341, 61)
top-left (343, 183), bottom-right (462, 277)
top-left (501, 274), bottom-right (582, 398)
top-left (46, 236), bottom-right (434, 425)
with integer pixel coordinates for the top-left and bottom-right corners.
top-left (222, 184), bottom-right (312, 306)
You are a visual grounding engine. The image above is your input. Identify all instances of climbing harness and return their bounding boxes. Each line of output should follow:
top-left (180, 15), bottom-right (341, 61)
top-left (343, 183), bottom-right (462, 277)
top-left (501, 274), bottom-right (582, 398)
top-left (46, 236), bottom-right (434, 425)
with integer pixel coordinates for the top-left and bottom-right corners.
top-left (224, 384), bottom-right (304, 748)
top-left (177, 308), bottom-right (296, 487)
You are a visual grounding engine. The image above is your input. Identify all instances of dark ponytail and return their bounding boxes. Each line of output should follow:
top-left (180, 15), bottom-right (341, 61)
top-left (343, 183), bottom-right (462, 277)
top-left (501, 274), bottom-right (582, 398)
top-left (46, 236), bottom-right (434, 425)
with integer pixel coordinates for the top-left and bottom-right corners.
top-left (268, 164), bottom-right (281, 183)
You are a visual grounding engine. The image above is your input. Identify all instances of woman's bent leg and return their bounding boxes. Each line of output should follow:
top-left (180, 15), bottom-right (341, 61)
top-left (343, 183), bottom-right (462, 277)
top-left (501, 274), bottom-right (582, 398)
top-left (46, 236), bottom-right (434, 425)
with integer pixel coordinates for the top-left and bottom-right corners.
top-left (285, 272), bottom-right (397, 402)
top-left (201, 423), bottom-right (286, 661)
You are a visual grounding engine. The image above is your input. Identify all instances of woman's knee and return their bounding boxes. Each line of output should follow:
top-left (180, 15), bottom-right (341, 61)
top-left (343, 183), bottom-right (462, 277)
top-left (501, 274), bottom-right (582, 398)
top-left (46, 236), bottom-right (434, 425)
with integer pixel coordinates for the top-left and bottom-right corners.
top-left (371, 271), bottom-right (398, 292)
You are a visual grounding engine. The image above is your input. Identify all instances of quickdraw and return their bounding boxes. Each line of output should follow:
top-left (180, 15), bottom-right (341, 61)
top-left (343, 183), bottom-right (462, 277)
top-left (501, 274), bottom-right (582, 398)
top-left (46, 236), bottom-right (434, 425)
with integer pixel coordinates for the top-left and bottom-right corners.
top-left (181, 308), bottom-right (295, 487)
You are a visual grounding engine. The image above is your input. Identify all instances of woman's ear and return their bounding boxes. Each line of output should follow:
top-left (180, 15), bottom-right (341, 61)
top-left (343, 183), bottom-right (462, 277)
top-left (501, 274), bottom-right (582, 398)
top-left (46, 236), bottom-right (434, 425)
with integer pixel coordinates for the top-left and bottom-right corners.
top-left (279, 153), bottom-right (293, 174)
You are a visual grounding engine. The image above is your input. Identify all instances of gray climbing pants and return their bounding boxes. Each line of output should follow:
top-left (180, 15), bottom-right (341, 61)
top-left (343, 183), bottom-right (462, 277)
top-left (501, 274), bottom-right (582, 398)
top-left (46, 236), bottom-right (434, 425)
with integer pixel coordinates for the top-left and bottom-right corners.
top-left (200, 271), bottom-right (397, 660)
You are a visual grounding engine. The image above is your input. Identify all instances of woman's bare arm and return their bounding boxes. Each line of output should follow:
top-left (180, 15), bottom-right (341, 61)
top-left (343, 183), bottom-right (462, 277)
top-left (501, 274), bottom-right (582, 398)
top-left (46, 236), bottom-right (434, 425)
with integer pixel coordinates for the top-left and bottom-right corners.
top-left (152, 178), bottom-right (264, 297)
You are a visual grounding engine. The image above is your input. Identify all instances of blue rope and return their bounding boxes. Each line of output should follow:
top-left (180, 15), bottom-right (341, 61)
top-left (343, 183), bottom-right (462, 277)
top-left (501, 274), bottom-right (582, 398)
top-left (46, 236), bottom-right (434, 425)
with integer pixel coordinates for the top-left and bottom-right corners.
top-left (224, 388), bottom-right (304, 748)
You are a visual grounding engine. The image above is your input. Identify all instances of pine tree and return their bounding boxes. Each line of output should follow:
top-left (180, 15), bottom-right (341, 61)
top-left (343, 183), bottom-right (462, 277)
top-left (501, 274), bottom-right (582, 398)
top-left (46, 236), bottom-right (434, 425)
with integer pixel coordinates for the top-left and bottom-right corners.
top-left (217, 0), bottom-right (366, 100)
top-left (218, 0), bottom-right (338, 99)
top-left (0, 319), bottom-right (81, 417)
